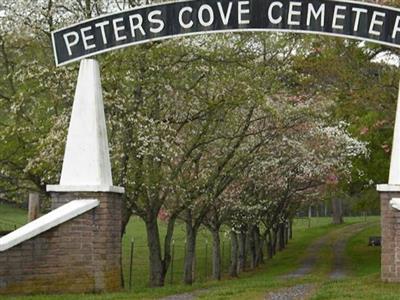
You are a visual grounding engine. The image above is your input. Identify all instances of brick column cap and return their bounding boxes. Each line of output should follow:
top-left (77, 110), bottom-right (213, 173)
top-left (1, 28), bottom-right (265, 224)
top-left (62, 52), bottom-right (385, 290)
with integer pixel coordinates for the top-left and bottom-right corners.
top-left (377, 184), bottom-right (400, 192)
top-left (47, 184), bottom-right (124, 194)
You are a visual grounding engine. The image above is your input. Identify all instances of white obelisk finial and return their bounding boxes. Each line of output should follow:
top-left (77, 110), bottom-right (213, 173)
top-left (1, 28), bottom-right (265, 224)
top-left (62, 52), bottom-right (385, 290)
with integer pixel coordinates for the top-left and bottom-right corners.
top-left (389, 83), bottom-right (400, 185)
top-left (47, 59), bottom-right (124, 193)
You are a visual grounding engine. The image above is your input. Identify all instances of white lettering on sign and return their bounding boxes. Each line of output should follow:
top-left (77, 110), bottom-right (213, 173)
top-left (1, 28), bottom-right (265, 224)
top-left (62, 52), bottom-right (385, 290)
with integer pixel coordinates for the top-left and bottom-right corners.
top-left (179, 7), bottom-right (193, 29)
top-left (332, 5), bottom-right (346, 30)
top-left (113, 18), bottom-right (127, 41)
top-left (307, 3), bottom-right (325, 27)
top-left (63, 32), bottom-right (79, 56)
top-left (95, 21), bottom-right (110, 44)
top-left (392, 16), bottom-right (400, 39)
top-left (217, 2), bottom-right (233, 25)
top-left (268, 1), bottom-right (283, 25)
top-left (352, 7), bottom-right (367, 32)
top-left (149, 10), bottom-right (165, 33)
top-left (81, 26), bottom-right (96, 50)
top-left (288, 2), bottom-right (302, 26)
top-left (369, 11), bottom-right (385, 36)
top-left (129, 14), bottom-right (145, 37)
top-left (238, 1), bottom-right (250, 25)
top-left (198, 4), bottom-right (214, 27)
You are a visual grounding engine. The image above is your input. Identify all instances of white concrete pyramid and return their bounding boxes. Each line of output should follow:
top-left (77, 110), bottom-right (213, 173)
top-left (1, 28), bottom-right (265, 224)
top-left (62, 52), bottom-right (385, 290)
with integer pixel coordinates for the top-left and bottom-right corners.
top-left (47, 59), bottom-right (124, 193)
top-left (377, 82), bottom-right (400, 193)
top-left (389, 84), bottom-right (400, 185)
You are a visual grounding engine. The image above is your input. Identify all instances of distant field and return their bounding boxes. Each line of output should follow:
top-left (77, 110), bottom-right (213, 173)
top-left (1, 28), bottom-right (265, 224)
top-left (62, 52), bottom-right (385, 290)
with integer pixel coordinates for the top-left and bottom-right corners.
top-left (0, 204), bottom-right (26, 232)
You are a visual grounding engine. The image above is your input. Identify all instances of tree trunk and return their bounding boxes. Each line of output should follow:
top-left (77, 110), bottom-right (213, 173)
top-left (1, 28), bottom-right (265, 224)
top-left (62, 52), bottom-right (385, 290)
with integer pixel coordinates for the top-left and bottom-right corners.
top-left (248, 227), bottom-right (256, 269)
top-left (229, 231), bottom-right (238, 277)
top-left (254, 226), bottom-right (263, 266)
top-left (332, 197), bottom-right (343, 225)
top-left (272, 228), bottom-right (278, 255)
top-left (183, 222), bottom-right (197, 285)
top-left (289, 220), bottom-right (293, 240)
top-left (162, 216), bottom-right (177, 280)
top-left (121, 202), bottom-right (131, 236)
top-left (211, 228), bottom-right (222, 280)
top-left (238, 231), bottom-right (246, 273)
top-left (145, 217), bottom-right (165, 287)
top-left (85, 0), bottom-right (92, 18)
top-left (120, 202), bottom-right (132, 288)
top-left (267, 231), bottom-right (273, 259)
top-left (278, 223), bottom-right (285, 251)
top-left (284, 221), bottom-right (289, 246)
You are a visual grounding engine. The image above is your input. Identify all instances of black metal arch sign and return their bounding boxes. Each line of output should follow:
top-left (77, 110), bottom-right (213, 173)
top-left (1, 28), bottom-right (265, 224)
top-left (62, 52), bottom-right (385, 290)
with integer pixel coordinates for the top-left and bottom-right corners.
top-left (52, 0), bottom-right (400, 66)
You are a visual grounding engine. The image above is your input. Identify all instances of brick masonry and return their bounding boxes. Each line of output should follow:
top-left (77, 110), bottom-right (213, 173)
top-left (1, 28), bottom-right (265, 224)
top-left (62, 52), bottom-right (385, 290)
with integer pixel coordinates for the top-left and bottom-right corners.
top-left (0, 192), bottom-right (122, 294)
top-left (379, 191), bottom-right (400, 282)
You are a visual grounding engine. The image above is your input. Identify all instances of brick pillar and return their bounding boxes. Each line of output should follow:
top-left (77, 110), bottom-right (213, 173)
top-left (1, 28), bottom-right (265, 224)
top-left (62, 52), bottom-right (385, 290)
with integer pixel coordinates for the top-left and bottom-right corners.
top-left (378, 188), bottom-right (400, 282)
top-left (42, 59), bottom-right (125, 293)
top-left (377, 82), bottom-right (400, 282)
top-left (50, 191), bottom-right (122, 292)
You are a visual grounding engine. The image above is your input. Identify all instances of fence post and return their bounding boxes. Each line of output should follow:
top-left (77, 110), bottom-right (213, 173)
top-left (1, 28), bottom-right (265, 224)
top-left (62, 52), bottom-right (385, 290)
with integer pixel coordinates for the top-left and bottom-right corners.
top-left (129, 238), bottom-right (134, 290)
top-left (229, 239), bottom-right (231, 271)
top-left (28, 192), bottom-right (40, 222)
top-left (222, 240), bottom-right (225, 273)
top-left (205, 239), bottom-right (208, 279)
top-left (170, 239), bottom-right (175, 284)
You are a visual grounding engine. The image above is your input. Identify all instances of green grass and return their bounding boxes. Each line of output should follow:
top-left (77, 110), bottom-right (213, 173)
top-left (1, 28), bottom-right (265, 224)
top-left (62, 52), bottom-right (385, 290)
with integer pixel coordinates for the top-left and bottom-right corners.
top-left (122, 217), bottom-right (236, 289)
top-left (0, 204), bottom-right (26, 231)
top-left (0, 203), bottom-right (387, 299)
top-left (309, 222), bottom-right (400, 300)
top-left (196, 218), bottom-right (380, 300)
top-left (124, 215), bottom-right (374, 290)
top-left (0, 216), bottom-right (341, 300)
top-left (347, 223), bottom-right (381, 276)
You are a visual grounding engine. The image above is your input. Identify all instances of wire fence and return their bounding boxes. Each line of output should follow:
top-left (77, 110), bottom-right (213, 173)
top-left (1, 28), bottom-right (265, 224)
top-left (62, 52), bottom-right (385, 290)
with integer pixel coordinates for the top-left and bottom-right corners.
top-left (121, 216), bottom-right (376, 289)
top-left (122, 231), bottom-right (272, 289)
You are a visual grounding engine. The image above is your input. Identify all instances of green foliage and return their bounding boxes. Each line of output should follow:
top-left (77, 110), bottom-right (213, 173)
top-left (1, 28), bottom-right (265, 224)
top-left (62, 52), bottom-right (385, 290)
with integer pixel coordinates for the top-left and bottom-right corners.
top-left (0, 0), bottom-right (395, 288)
top-left (294, 37), bottom-right (399, 186)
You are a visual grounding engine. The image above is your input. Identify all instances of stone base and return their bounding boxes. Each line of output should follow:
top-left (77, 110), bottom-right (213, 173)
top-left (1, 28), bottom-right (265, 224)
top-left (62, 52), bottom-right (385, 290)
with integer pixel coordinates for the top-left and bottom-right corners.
top-left (0, 192), bottom-right (122, 295)
top-left (378, 189), bottom-right (400, 282)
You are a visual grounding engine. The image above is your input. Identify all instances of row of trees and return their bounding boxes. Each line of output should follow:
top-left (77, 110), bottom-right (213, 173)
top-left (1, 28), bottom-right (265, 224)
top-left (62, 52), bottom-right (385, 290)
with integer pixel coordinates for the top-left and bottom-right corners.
top-left (0, 0), bottom-right (397, 287)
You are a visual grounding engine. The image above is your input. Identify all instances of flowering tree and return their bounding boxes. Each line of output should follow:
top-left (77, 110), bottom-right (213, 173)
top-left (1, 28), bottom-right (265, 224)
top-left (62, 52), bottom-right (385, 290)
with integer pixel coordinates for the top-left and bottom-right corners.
top-left (0, 0), bottom-right (378, 289)
top-left (204, 90), bottom-right (368, 279)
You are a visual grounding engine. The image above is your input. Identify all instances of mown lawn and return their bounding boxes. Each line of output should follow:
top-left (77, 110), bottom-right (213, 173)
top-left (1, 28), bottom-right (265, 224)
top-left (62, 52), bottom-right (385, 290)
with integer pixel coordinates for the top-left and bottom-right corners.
top-left (0, 203), bottom-right (389, 299)
top-left (310, 222), bottom-right (400, 300)
top-left (121, 215), bottom-right (357, 289)
top-left (0, 204), bottom-right (27, 231)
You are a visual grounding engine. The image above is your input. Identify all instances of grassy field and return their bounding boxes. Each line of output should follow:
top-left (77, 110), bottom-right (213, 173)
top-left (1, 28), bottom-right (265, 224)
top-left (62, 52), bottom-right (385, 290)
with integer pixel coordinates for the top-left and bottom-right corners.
top-left (0, 204), bottom-right (26, 232)
top-left (309, 223), bottom-right (400, 300)
top-left (0, 203), bottom-right (394, 299)
top-left (121, 214), bottom-right (353, 289)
